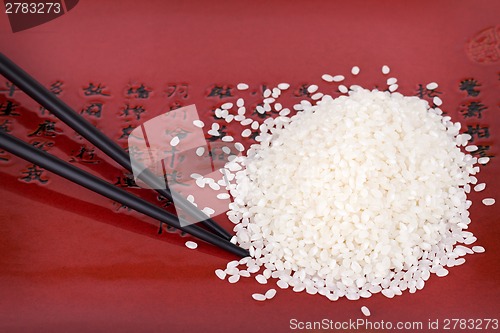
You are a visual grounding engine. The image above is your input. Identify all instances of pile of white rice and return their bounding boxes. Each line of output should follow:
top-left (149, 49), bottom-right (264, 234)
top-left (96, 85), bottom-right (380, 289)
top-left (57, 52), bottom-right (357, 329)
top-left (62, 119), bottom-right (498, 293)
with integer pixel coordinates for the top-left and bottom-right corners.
top-left (216, 85), bottom-right (491, 300)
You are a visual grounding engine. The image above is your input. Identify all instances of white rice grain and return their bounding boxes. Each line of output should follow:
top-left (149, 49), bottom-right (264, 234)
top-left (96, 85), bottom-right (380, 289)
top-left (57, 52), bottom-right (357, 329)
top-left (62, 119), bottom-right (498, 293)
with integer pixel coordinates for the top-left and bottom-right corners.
top-left (426, 82), bottom-right (438, 90)
top-left (192, 120), bottom-right (204, 128)
top-left (252, 293), bottom-right (266, 301)
top-left (478, 157), bottom-right (490, 164)
top-left (322, 74), bottom-right (334, 82)
top-left (255, 274), bottom-right (268, 284)
top-left (332, 75), bottom-right (345, 82)
top-left (278, 83), bottom-right (290, 90)
top-left (472, 246), bottom-right (485, 253)
top-left (217, 193), bottom-right (230, 200)
top-left (228, 275), bottom-right (240, 284)
top-left (170, 136), bottom-right (180, 147)
top-left (361, 306), bottom-right (371, 317)
top-left (482, 198), bottom-right (495, 206)
top-left (215, 269), bottom-right (226, 280)
top-left (265, 288), bottom-right (277, 299)
top-left (307, 85), bottom-right (318, 93)
top-left (474, 183), bottom-right (486, 192)
top-left (185, 241), bottom-right (198, 250)
top-left (389, 84), bottom-right (398, 92)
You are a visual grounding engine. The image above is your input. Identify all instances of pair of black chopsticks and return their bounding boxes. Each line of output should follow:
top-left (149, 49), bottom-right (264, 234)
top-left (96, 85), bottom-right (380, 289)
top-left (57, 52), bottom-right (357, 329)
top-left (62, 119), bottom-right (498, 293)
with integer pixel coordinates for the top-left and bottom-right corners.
top-left (0, 53), bottom-right (248, 258)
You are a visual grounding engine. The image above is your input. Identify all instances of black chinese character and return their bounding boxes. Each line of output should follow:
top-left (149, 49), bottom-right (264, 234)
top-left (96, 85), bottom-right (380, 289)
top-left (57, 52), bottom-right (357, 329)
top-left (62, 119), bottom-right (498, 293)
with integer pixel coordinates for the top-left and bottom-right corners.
top-left (250, 130), bottom-right (259, 140)
top-left (20, 164), bottom-right (48, 184)
top-left (165, 170), bottom-right (188, 186)
top-left (39, 106), bottom-right (51, 116)
top-left (208, 147), bottom-right (226, 161)
top-left (113, 202), bottom-right (132, 212)
top-left (119, 125), bottom-right (135, 139)
top-left (127, 84), bottom-right (151, 99)
top-left (473, 145), bottom-right (492, 158)
top-left (50, 81), bottom-right (63, 95)
top-left (38, 81), bottom-right (64, 115)
top-left (415, 84), bottom-right (442, 99)
top-left (81, 103), bottom-right (103, 118)
top-left (70, 146), bottom-right (99, 164)
top-left (83, 83), bottom-right (110, 96)
top-left (465, 125), bottom-right (490, 142)
top-left (114, 173), bottom-right (139, 188)
top-left (0, 119), bottom-right (12, 133)
top-left (208, 85), bottom-right (233, 99)
top-left (156, 194), bottom-right (173, 208)
top-left (0, 149), bottom-right (9, 162)
top-left (31, 140), bottom-right (54, 152)
top-left (207, 125), bottom-right (228, 142)
top-left (252, 103), bottom-right (278, 119)
top-left (459, 79), bottom-right (481, 97)
top-left (28, 120), bottom-right (61, 137)
top-left (460, 101), bottom-right (487, 118)
top-left (0, 100), bottom-right (20, 116)
top-left (166, 84), bottom-right (189, 98)
top-left (293, 84), bottom-right (311, 98)
top-left (169, 101), bottom-right (184, 111)
top-left (0, 81), bottom-right (19, 97)
top-left (165, 128), bottom-right (190, 140)
top-left (121, 104), bottom-right (146, 120)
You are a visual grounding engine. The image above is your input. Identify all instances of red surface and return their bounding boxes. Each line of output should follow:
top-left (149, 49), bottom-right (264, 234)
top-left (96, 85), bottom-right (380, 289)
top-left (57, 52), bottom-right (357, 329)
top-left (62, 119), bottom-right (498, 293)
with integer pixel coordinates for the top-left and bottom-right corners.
top-left (1, 1), bottom-right (499, 332)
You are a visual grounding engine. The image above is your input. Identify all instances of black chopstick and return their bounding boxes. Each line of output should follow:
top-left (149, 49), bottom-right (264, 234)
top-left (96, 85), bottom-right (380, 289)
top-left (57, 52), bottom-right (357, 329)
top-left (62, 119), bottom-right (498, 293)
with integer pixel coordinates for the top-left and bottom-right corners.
top-left (0, 52), bottom-right (232, 240)
top-left (0, 130), bottom-right (248, 258)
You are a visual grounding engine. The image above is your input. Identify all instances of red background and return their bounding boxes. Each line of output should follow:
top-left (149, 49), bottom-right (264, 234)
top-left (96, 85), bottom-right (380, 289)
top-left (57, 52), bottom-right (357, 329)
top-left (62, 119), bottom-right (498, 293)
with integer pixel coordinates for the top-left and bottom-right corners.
top-left (0, 1), bottom-right (499, 332)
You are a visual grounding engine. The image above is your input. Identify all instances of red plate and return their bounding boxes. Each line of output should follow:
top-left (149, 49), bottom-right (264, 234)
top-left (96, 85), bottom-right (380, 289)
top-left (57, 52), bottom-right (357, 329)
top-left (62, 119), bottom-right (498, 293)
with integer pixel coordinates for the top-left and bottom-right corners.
top-left (1, 1), bottom-right (499, 332)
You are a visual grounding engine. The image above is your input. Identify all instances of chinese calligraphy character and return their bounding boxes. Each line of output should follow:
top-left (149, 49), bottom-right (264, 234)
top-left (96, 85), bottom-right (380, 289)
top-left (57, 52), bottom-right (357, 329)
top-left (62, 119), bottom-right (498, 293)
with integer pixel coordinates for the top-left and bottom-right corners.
top-left (460, 101), bottom-right (487, 119)
top-left (81, 102), bottom-right (103, 118)
top-left (207, 125), bottom-right (228, 142)
top-left (0, 149), bottom-right (9, 162)
top-left (156, 194), bottom-right (173, 208)
top-left (465, 125), bottom-right (490, 142)
top-left (114, 173), bottom-right (139, 188)
top-left (119, 125), bottom-right (135, 140)
top-left (293, 84), bottom-right (311, 98)
top-left (165, 128), bottom-right (190, 141)
top-left (28, 120), bottom-right (61, 137)
top-left (113, 202), bottom-right (132, 212)
top-left (165, 170), bottom-right (188, 186)
top-left (39, 106), bottom-right (51, 116)
top-left (20, 164), bottom-right (48, 184)
top-left (166, 84), bottom-right (189, 98)
top-left (207, 147), bottom-right (226, 161)
top-left (0, 81), bottom-right (19, 97)
top-left (415, 84), bottom-right (442, 99)
top-left (0, 100), bottom-right (20, 116)
top-left (207, 85), bottom-right (233, 99)
top-left (39, 81), bottom-right (64, 115)
top-left (70, 146), bottom-right (99, 164)
top-left (127, 84), bottom-right (151, 99)
top-left (50, 81), bottom-right (63, 95)
top-left (83, 83), bottom-right (110, 96)
top-left (169, 101), bottom-right (185, 111)
top-left (473, 145), bottom-right (492, 158)
top-left (121, 104), bottom-right (146, 120)
top-left (31, 140), bottom-right (54, 152)
top-left (0, 119), bottom-right (12, 133)
top-left (459, 78), bottom-right (481, 97)
top-left (250, 130), bottom-right (259, 140)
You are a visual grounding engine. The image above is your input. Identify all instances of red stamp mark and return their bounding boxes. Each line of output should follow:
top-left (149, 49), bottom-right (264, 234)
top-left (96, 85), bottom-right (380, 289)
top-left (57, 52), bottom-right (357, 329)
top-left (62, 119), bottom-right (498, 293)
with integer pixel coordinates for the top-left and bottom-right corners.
top-left (465, 26), bottom-right (500, 64)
